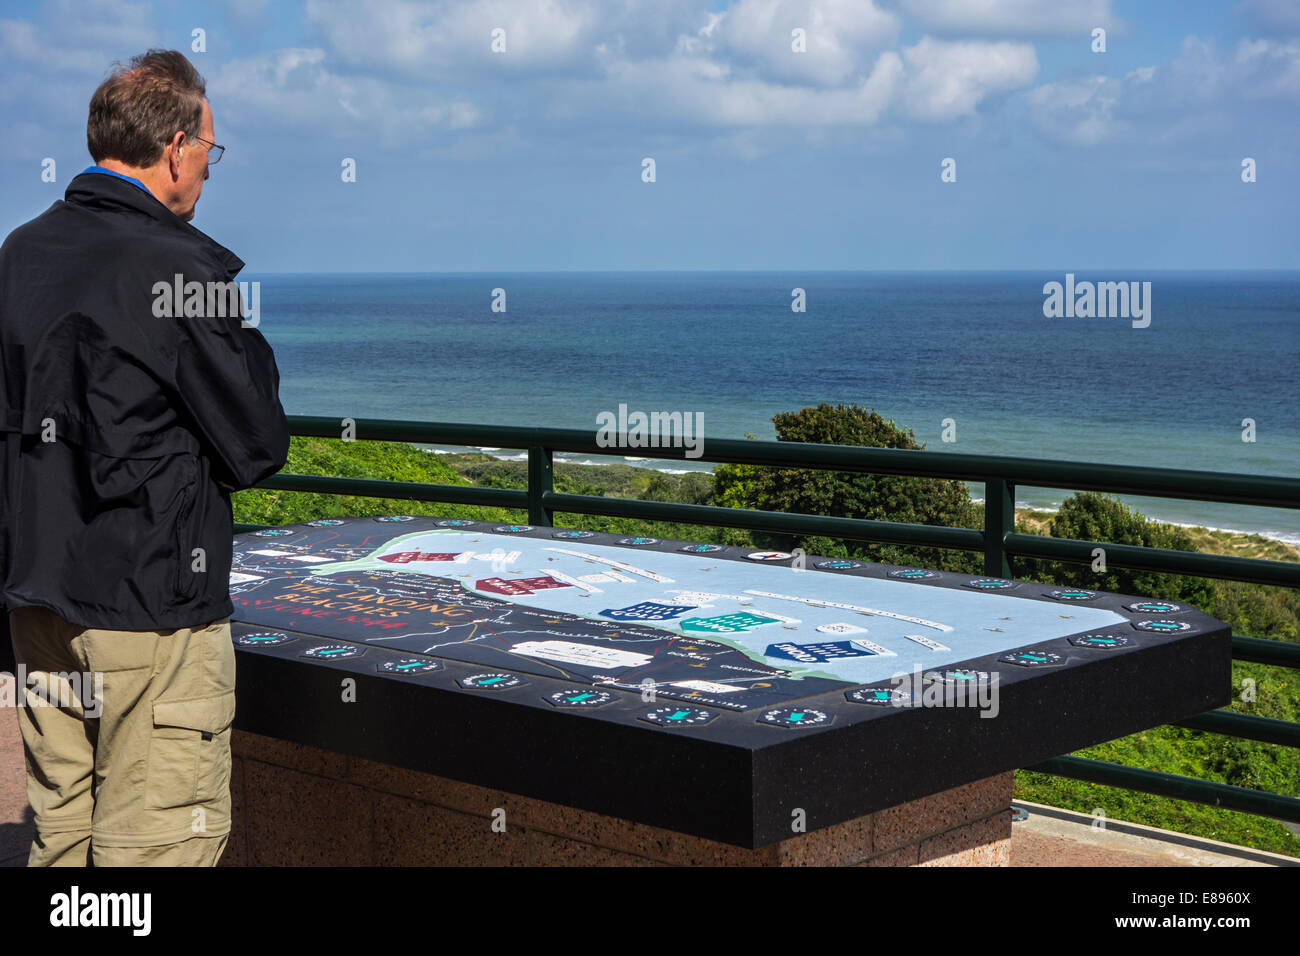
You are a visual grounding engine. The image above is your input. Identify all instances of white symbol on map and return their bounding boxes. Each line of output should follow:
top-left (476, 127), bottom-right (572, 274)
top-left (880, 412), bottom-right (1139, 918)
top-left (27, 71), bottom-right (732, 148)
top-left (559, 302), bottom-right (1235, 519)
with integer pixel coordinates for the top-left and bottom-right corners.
top-left (744, 589), bottom-right (953, 632)
top-left (542, 568), bottom-right (602, 592)
top-left (510, 641), bottom-right (654, 669)
top-left (229, 572), bottom-right (263, 585)
top-left (248, 549), bottom-right (332, 562)
top-left (903, 633), bottom-right (950, 651)
top-left (852, 638), bottom-right (895, 656)
top-left (543, 547), bottom-right (673, 583)
top-left (670, 680), bottom-right (742, 694)
top-left (817, 622), bottom-right (867, 635)
top-left (668, 590), bottom-right (747, 605)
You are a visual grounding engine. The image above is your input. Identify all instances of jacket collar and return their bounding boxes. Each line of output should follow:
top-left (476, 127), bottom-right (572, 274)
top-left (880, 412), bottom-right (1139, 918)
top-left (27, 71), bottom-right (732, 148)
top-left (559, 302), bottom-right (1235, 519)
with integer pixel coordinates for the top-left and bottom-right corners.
top-left (65, 170), bottom-right (245, 279)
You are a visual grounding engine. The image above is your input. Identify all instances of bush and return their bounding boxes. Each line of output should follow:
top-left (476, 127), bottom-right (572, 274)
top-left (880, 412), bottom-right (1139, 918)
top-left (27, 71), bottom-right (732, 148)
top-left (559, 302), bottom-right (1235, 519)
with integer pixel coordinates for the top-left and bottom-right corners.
top-left (712, 403), bottom-right (981, 570)
top-left (1016, 492), bottom-right (1216, 607)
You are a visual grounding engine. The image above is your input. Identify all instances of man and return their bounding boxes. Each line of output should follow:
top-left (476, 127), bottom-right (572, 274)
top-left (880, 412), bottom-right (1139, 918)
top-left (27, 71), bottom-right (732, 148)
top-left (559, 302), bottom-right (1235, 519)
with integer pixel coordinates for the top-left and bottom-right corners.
top-left (0, 49), bottom-right (289, 865)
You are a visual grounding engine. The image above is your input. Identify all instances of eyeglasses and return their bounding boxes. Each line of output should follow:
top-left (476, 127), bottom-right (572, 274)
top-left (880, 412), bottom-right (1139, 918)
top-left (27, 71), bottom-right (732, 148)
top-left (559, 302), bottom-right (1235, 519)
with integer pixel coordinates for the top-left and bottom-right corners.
top-left (192, 135), bottom-right (225, 165)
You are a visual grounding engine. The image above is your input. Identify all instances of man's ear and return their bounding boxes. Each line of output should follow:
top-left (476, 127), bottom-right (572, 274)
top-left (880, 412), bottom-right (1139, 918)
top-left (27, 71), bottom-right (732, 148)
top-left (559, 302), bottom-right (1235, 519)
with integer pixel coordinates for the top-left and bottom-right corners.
top-left (168, 131), bottom-right (186, 180)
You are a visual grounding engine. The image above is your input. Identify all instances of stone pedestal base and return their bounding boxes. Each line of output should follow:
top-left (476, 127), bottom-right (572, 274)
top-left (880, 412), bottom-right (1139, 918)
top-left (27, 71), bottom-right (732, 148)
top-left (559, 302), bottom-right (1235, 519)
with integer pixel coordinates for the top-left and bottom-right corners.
top-left (221, 730), bottom-right (1012, 866)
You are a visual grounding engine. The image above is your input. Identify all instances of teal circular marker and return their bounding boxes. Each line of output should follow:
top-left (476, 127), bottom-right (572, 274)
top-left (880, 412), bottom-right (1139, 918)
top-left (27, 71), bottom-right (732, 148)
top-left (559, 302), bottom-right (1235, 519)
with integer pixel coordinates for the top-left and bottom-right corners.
top-left (234, 631), bottom-right (295, 647)
top-left (640, 706), bottom-right (717, 727)
top-left (1132, 619), bottom-right (1193, 634)
top-left (1125, 601), bottom-right (1185, 614)
top-left (459, 672), bottom-right (526, 690)
top-left (758, 707), bottom-right (832, 728)
top-left (1046, 588), bottom-right (1096, 601)
top-left (301, 643), bottom-right (364, 660)
top-left (378, 658), bottom-right (442, 675)
top-left (546, 688), bottom-right (616, 708)
top-left (1070, 633), bottom-right (1132, 649)
top-left (846, 686), bottom-right (910, 706)
top-left (999, 650), bottom-right (1063, 667)
top-left (965, 578), bottom-right (1017, 590)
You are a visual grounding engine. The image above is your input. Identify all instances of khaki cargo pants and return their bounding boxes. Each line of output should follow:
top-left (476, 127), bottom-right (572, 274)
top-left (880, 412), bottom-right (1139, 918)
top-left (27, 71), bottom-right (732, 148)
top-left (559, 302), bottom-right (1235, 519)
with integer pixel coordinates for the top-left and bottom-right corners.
top-left (9, 604), bottom-right (235, 866)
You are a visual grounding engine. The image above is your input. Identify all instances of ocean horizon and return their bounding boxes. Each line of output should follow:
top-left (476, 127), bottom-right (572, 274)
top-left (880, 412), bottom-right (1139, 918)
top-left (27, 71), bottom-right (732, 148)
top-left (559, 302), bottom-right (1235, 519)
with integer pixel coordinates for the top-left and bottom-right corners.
top-left (249, 270), bottom-right (1300, 546)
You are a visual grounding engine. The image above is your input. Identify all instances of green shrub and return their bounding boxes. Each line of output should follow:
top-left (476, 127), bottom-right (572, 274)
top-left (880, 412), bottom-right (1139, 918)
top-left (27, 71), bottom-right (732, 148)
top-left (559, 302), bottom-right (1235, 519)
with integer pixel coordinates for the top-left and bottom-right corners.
top-left (713, 403), bottom-right (981, 570)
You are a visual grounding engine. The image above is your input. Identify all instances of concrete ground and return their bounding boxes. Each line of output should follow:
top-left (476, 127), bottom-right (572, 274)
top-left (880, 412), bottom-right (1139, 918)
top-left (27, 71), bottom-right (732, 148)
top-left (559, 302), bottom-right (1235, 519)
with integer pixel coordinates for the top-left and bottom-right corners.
top-left (1, 674), bottom-right (1295, 868)
top-left (1010, 801), bottom-right (1298, 866)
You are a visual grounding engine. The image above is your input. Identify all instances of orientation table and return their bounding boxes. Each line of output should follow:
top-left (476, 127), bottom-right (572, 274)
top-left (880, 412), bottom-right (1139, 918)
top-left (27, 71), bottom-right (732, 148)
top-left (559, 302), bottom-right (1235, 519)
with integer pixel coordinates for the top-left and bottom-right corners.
top-left (222, 515), bottom-right (1231, 865)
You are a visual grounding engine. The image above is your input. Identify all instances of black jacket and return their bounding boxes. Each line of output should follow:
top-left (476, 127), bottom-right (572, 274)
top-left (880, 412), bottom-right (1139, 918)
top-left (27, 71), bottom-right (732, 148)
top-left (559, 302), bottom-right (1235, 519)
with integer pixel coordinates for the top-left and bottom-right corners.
top-left (0, 171), bottom-right (289, 631)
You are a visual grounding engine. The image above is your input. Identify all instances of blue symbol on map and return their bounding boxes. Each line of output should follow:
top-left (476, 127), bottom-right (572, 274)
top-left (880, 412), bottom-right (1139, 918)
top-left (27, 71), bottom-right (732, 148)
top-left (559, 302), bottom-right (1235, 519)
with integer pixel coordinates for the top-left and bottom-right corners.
top-left (601, 601), bottom-right (699, 621)
top-left (765, 641), bottom-right (876, 663)
top-left (680, 612), bottom-right (782, 633)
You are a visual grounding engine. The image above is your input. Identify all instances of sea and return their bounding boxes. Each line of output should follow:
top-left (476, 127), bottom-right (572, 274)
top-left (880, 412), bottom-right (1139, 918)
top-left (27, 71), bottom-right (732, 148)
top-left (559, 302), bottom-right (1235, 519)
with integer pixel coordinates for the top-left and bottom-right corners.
top-left (247, 271), bottom-right (1300, 546)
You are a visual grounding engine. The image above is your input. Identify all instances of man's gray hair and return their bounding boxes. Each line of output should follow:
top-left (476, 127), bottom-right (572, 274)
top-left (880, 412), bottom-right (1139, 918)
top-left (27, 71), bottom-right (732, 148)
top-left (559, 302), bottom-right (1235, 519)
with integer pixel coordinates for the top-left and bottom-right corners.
top-left (87, 49), bottom-right (207, 167)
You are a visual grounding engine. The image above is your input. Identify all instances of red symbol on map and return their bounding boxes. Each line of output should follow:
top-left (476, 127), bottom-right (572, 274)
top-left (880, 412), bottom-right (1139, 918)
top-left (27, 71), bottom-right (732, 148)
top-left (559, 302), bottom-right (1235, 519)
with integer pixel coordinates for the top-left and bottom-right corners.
top-left (378, 552), bottom-right (462, 564)
top-left (477, 575), bottom-right (573, 596)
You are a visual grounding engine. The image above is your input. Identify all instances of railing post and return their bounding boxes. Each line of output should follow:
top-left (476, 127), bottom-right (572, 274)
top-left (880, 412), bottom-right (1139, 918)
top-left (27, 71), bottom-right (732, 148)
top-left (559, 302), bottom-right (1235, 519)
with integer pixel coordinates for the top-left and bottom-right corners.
top-left (985, 477), bottom-right (1014, 578)
top-left (528, 445), bottom-right (554, 527)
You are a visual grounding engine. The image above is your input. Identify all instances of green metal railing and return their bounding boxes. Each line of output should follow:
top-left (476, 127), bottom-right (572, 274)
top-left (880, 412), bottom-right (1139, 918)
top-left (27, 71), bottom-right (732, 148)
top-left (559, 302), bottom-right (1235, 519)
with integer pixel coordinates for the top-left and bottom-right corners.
top-left (238, 415), bottom-right (1300, 825)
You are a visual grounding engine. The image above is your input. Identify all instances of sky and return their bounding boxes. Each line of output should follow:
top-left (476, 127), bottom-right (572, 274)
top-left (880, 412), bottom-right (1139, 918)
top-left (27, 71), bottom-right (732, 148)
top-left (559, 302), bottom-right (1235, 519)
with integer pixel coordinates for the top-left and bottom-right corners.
top-left (0, 0), bottom-right (1297, 272)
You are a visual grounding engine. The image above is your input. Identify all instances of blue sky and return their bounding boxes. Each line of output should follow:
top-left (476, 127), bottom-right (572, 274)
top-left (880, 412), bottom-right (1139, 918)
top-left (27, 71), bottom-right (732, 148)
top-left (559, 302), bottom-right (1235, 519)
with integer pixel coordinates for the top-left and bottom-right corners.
top-left (0, 0), bottom-right (1296, 271)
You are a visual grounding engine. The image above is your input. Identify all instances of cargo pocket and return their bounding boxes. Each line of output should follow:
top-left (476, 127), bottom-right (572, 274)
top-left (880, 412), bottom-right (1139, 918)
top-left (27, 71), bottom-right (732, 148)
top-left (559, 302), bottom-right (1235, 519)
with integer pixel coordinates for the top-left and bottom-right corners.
top-left (145, 691), bottom-right (236, 810)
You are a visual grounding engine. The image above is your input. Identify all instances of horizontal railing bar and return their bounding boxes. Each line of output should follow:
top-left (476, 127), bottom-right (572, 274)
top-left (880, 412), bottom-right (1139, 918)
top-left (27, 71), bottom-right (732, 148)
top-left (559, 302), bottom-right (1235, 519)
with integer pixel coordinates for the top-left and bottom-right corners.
top-left (252, 473), bottom-right (1298, 588)
top-left (258, 472), bottom-right (529, 510)
top-left (1232, 635), bottom-right (1300, 669)
top-left (284, 415), bottom-right (1300, 510)
top-left (1004, 532), bottom-right (1300, 588)
top-left (1171, 710), bottom-right (1300, 748)
top-left (1024, 755), bottom-right (1300, 824)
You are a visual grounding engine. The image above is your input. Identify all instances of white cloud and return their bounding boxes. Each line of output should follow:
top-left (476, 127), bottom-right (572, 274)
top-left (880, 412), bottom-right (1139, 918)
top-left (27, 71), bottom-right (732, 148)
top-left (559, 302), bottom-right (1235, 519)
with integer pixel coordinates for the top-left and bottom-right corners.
top-left (1026, 75), bottom-right (1122, 145)
top-left (900, 37), bottom-right (1038, 121)
top-left (1233, 37), bottom-right (1300, 99)
top-left (594, 33), bottom-right (1036, 128)
top-left (209, 48), bottom-right (483, 146)
top-left (1025, 34), bottom-right (1300, 148)
top-left (599, 47), bottom-right (904, 126)
top-left (302, 0), bottom-right (697, 78)
top-left (712, 0), bottom-right (901, 87)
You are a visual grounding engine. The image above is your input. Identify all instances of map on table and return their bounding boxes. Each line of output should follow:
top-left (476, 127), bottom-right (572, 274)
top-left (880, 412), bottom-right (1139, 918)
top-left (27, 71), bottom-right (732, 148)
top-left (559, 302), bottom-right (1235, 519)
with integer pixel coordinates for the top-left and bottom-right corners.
top-left (229, 517), bottom-right (1131, 711)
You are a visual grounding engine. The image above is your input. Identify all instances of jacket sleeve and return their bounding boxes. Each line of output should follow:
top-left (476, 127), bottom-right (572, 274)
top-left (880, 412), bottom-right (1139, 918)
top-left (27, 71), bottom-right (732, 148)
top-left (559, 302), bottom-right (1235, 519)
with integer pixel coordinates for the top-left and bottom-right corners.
top-left (172, 293), bottom-right (290, 494)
